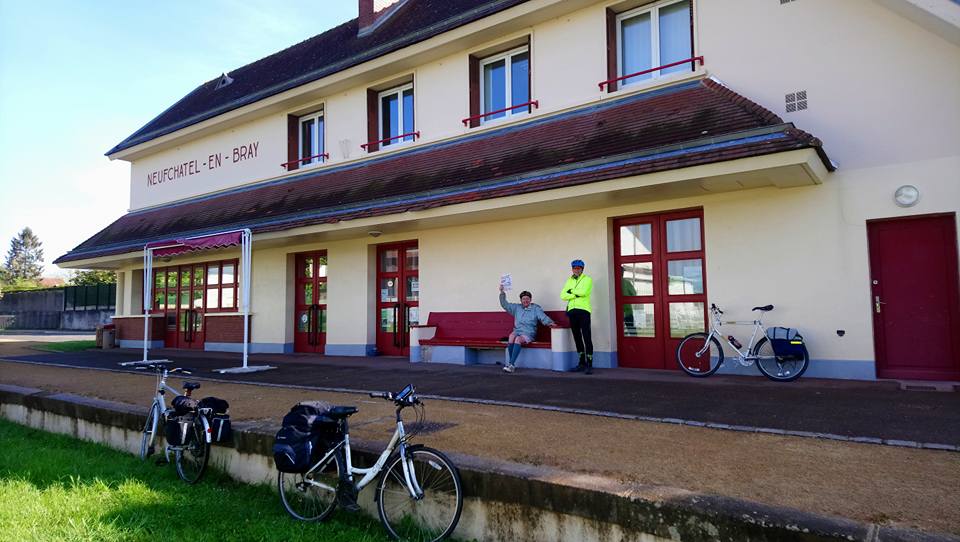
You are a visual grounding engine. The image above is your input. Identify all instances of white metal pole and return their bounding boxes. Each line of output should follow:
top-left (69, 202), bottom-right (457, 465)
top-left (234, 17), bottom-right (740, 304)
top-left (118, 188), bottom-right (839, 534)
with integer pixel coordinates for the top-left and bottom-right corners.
top-left (241, 229), bottom-right (251, 369)
top-left (142, 247), bottom-right (152, 363)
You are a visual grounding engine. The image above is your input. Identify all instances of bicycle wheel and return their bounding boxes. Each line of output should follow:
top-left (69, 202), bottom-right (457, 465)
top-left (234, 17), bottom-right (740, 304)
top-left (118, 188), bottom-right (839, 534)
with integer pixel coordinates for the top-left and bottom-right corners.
top-left (139, 403), bottom-right (161, 460)
top-left (175, 415), bottom-right (210, 484)
top-left (377, 446), bottom-right (463, 542)
top-left (278, 450), bottom-right (343, 522)
top-left (676, 332), bottom-right (724, 377)
top-left (753, 337), bottom-right (809, 382)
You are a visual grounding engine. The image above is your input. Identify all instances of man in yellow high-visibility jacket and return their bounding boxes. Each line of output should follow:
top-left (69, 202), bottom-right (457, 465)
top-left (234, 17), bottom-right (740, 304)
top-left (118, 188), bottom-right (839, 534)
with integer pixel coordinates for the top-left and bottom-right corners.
top-left (560, 259), bottom-right (594, 374)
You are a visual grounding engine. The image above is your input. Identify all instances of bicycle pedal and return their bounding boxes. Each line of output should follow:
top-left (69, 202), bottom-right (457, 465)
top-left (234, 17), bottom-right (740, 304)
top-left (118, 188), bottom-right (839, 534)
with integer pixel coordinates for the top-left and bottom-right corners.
top-left (336, 485), bottom-right (361, 512)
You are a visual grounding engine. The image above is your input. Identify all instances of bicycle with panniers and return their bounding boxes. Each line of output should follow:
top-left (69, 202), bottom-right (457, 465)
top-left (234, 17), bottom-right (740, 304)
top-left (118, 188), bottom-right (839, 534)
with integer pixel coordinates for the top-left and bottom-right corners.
top-left (675, 304), bottom-right (810, 381)
top-left (135, 362), bottom-right (232, 483)
top-left (273, 384), bottom-right (463, 542)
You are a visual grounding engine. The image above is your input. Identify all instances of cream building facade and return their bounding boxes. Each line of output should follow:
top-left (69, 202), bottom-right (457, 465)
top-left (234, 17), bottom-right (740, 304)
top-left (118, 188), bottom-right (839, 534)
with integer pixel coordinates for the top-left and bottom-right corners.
top-left (57, 0), bottom-right (960, 381)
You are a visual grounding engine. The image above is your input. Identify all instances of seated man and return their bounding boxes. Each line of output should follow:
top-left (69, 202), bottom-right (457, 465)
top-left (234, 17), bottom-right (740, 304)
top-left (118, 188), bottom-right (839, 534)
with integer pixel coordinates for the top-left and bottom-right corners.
top-left (499, 284), bottom-right (556, 373)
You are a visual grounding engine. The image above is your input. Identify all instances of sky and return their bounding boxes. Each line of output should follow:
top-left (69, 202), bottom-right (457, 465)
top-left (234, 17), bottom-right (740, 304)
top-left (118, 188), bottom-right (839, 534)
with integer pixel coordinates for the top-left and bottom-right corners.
top-left (0, 0), bottom-right (357, 277)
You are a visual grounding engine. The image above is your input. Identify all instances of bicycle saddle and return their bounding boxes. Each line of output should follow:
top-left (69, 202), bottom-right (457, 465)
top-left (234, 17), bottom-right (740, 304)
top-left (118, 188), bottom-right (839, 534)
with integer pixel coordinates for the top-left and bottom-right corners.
top-left (326, 406), bottom-right (358, 419)
top-left (182, 382), bottom-right (201, 391)
top-left (752, 305), bottom-right (774, 312)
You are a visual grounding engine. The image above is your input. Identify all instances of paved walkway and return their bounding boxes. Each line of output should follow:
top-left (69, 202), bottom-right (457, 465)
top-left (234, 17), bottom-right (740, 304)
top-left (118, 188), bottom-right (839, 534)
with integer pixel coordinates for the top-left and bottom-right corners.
top-left (4, 346), bottom-right (958, 447)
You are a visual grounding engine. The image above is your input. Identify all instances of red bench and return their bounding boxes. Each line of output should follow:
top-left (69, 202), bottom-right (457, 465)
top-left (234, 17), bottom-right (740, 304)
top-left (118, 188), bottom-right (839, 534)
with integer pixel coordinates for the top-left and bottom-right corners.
top-left (417, 311), bottom-right (569, 349)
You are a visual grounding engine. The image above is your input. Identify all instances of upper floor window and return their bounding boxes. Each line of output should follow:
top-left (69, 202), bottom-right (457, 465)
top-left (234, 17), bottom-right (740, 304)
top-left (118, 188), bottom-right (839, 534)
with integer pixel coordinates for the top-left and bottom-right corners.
top-left (611, 0), bottom-right (693, 90)
top-left (480, 46), bottom-right (530, 123)
top-left (379, 83), bottom-right (415, 147)
top-left (285, 110), bottom-right (326, 171)
top-left (298, 111), bottom-right (325, 167)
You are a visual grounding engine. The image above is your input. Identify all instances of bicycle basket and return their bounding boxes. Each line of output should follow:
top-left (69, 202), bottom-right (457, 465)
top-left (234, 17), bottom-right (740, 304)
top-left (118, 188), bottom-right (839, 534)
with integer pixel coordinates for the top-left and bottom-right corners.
top-left (766, 327), bottom-right (807, 361)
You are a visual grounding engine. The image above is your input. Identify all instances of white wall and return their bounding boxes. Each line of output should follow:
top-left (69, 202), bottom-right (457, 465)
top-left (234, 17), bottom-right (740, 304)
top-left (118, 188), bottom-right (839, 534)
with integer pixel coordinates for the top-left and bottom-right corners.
top-left (124, 0), bottom-right (960, 211)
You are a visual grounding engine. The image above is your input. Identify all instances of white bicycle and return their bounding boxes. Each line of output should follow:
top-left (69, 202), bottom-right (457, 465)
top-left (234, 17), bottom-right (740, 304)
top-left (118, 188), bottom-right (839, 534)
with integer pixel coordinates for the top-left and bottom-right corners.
top-left (135, 362), bottom-right (212, 483)
top-left (676, 304), bottom-right (809, 382)
top-left (278, 384), bottom-right (463, 542)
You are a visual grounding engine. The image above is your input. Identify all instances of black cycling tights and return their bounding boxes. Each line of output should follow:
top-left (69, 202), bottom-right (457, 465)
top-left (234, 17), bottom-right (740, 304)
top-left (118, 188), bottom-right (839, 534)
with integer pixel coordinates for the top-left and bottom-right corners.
top-left (567, 309), bottom-right (593, 358)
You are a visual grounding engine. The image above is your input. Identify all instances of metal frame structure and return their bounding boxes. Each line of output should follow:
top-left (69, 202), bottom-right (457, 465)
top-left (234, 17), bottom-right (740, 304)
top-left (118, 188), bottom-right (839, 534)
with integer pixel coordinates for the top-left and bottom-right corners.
top-left (122, 228), bottom-right (274, 373)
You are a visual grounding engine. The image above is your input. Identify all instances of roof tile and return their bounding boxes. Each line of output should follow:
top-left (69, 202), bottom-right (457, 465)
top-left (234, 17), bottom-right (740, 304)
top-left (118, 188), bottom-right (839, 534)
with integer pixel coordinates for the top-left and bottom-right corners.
top-left (58, 79), bottom-right (832, 264)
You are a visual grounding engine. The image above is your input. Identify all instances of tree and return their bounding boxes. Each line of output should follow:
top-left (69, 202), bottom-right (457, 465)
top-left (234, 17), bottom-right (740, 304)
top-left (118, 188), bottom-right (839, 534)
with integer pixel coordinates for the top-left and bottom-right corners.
top-left (3, 227), bottom-right (44, 284)
top-left (69, 269), bottom-right (117, 286)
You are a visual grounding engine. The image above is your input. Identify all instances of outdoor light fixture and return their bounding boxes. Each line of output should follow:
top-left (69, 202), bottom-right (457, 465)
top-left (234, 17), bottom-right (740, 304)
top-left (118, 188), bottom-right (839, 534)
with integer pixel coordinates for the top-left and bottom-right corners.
top-left (368, 230), bottom-right (382, 238)
top-left (894, 185), bottom-right (919, 207)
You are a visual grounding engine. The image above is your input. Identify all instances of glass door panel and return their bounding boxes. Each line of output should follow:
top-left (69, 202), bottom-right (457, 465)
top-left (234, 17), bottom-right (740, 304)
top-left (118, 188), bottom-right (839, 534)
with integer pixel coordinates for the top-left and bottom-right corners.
top-left (293, 251), bottom-right (327, 353)
top-left (376, 241), bottom-right (417, 356)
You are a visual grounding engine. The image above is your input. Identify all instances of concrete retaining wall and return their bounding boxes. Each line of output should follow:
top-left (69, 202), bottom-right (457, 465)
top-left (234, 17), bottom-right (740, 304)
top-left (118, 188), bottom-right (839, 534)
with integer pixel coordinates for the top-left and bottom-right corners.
top-left (0, 384), bottom-right (952, 542)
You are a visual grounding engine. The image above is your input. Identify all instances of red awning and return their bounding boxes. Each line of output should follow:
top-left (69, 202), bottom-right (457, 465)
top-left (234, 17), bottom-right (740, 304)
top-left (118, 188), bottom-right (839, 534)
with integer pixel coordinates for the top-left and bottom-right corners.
top-left (148, 231), bottom-right (243, 257)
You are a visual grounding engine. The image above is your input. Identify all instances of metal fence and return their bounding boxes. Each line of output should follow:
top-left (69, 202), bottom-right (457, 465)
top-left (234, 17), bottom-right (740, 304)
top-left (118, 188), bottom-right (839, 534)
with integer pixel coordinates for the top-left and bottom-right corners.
top-left (63, 284), bottom-right (116, 311)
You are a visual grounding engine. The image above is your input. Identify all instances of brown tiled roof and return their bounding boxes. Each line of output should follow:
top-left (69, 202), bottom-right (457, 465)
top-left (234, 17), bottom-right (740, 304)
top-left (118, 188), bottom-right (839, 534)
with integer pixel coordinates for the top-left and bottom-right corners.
top-left (108, 0), bottom-right (527, 155)
top-left (58, 79), bottom-right (832, 264)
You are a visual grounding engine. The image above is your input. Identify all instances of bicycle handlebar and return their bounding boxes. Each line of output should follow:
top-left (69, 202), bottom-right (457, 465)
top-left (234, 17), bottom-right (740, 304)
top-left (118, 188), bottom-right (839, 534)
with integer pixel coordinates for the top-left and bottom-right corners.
top-left (133, 364), bottom-right (192, 375)
top-left (369, 387), bottom-right (421, 406)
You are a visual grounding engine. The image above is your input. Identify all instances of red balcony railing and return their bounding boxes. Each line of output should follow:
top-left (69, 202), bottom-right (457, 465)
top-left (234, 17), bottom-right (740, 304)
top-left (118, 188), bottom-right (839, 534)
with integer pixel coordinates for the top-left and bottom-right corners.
top-left (361, 131), bottom-right (421, 150)
top-left (281, 152), bottom-right (330, 170)
top-left (598, 56), bottom-right (704, 91)
top-left (461, 100), bottom-right (540, 126)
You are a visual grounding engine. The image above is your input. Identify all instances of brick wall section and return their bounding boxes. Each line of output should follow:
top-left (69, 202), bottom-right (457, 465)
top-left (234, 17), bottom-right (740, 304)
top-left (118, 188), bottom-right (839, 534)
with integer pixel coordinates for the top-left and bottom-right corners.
top-left (204, 315), bottom-right (248, 343)
top-left (115, 317), bottom-right (164, 340)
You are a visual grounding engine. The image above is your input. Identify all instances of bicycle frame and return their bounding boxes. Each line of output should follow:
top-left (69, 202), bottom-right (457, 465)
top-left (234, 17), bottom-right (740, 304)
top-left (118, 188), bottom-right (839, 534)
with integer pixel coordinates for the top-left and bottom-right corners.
top-left (700, 308), bottom-right (770, 365)
top-left (304, 410), bottom-right (422, 498)
top-left (148, 367), bottom-right (212, 446)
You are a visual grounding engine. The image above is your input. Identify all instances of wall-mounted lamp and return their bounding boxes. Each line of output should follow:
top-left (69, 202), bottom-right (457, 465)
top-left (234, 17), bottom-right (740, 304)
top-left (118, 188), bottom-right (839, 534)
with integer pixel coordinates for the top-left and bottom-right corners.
top-left (894, 185), bottom-right (919, 207)
top-left (367, 230), bottom-right (382, 238)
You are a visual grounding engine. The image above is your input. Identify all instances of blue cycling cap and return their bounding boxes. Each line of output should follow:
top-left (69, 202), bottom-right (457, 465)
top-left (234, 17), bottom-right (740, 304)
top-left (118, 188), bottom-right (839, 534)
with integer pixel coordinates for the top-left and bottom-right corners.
top-left (570, 259), bottom-right (585, 268)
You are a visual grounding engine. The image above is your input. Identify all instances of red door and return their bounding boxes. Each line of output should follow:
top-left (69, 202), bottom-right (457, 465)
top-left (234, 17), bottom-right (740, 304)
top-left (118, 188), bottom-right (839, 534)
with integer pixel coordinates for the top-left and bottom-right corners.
top-left (868, 213), bottom-right (960, 381)
top-left (157, 265), bottom-right (204, 349)
top-left (294, 251), bottom-right (327, 353)
top-left (376, 242), bottom-right (419, 356)
top-left (614, 209), bottom-right (707, 369)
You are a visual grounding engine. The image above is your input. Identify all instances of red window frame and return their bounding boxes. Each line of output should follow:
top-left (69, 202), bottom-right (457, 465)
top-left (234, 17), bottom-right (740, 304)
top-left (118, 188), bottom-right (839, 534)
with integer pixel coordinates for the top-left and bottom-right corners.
top-left (149, 258), bottom-right (239, 314)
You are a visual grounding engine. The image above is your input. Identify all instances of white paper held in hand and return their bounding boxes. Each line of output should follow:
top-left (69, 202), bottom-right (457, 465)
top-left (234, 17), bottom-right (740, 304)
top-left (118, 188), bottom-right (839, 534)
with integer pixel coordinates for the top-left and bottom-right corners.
top-left (500, 274), bottom-right (513, 291)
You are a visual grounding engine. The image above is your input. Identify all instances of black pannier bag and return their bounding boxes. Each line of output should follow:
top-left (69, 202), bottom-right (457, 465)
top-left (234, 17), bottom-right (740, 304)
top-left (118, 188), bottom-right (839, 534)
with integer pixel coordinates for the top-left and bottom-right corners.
top-left (273, 401), bottom-right (339, 473)
top-left (198, 397), bottom-right (232, 443)
top-left (172, 395), bottom-right (197, 416)
top-left (273, 426), bottom-right (319, 473)
top-left (197, 396), bottom-right (229, 414)
top-left (165, 414), bottom-right (194, 446)
top-left (766, 327), bottom-right (807, 361)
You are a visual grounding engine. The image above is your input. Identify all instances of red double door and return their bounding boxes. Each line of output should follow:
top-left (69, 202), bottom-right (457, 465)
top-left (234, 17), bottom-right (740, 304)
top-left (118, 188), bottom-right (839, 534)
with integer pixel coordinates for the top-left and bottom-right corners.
top-left (294, 251), bottom-right (328, 353)
top-left (614, 209), bottom-right (707, 369)
top-left (156, 265), bottom-right (205, 350)
top-left (376, 242), bottom-right (419, 356)
top-left (868, 213), bottom-right (960, 381)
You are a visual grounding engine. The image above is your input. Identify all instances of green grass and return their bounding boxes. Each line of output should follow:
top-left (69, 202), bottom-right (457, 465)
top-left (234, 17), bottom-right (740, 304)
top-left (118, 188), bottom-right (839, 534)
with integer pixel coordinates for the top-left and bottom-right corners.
top-left (32, 340), bottom-right (97, 353)
top-left (0, 419), bottom-right (393, 541)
